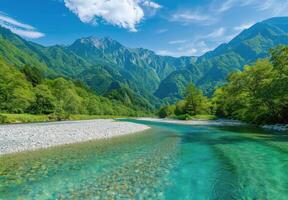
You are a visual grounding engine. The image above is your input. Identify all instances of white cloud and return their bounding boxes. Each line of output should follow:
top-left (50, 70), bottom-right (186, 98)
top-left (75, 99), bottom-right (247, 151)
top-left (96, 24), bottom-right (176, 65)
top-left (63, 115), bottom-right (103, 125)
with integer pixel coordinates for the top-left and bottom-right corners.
top-left (204, 27), bottom-right (226, 39)
top-left (199, 27), bottom-right (238, 45)
top-left (0, 13), bottom-right (45, 39)
top-left (156, 48), bottom-right (197, 57)
top-left (170, 10), bottom-right (213, 24)
top-left (0, 15), bottom-right (34, 30)
top-left (169, 40), bottom-right (187, 45)
top-left (64, 0), bottom-right (161, 32)
top-left (1, 25), bottom-right (45, 38)
top-left (157, 39), bottom-right (214, 57)
top-left (142, 1), bottom-right (162, 9)
top-left (157, 27), bottom-right (233, 57)
top-left (169, 0), bottom-right (288, 28)
top-left (216, 0), bottom-right (237, 13)
top-left (257, 0), bottom-right (288, 15)
top-left (214, 0), bottom-right (288, 15)
top-left (164, 0), bottom-right (288, 57)
top-left (234, 22), bottom-right (254, 31)
top-left (64, 0), bottom-right (143, 32)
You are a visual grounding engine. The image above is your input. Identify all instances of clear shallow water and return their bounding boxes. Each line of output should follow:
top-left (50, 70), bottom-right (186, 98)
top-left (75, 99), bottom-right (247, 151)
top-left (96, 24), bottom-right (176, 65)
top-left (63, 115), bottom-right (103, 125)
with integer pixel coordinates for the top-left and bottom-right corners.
top-left (1, 119), bottom-right (288, 199)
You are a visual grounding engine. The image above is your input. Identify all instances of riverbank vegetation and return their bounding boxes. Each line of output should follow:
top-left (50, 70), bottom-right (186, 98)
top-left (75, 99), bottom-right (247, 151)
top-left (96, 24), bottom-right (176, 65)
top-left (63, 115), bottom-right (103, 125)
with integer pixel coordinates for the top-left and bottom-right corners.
top-left (213, 46), bottom-right (288, 124)
top-left (158, 83), bottom-right (213, 120)
top-left (0, 57), bottom-right (149, 124)
top-left (0, 113), bottom-right (126, 124)
top-left (158, 46), bottom-right (288, 125)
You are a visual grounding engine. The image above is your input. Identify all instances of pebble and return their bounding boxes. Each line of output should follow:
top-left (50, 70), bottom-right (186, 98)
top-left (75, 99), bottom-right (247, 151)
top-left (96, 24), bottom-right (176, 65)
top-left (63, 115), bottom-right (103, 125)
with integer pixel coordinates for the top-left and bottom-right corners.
top-left (0, 119), bottom-right (150, 155)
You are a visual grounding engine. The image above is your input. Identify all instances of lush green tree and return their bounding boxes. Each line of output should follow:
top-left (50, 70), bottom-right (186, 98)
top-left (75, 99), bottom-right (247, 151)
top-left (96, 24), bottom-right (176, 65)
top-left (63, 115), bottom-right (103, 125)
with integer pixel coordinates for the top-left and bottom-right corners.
top-left (157, 83), bottom-right (211, 119)
top-left (29, 84), bottom-right (56, 114)
top-left (270, 46), bottom-right (288, 123)
top-left (175, 100), bottom-right (186, 115)
top-left (0, 59), bottom-right (35, 113)
top-left (21, 65), bottom-right (43, 87)
top-left (158, 105), bottom-right (175, 118)
top-left (213, 46), bottom-right (288, 124)
top-left (0, 57), bottom-right (149, 117)
top-left (48, 78), bottom-right (85, 114)
top-left (184, 83), bottom-right (210, 116)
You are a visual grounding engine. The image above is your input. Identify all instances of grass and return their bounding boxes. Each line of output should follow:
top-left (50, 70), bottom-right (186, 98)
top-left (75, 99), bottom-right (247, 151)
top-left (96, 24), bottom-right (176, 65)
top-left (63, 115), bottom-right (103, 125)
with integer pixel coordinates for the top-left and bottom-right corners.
top-left (69, 115), bottom-right (127, 120)
top-left (0, 113), bottom-right (128, 124)
top-left (191, 115), bottom-right (218, 120)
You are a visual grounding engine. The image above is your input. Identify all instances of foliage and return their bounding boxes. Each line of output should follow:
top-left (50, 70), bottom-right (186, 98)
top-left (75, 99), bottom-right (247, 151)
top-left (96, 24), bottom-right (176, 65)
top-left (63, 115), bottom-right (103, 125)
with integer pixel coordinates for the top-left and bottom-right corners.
top-left (158, 105), bottom-right (176, 118)
top-left (0, 114), bottom-right (7, 123)
top-left (213, 46), bottom-right (288, 124)
top-left (0, 57), bottom-right (149, 118)
top-left (29, 84), bottom-right (57, 114)
top-left (173, 114), bottom-right (192, 120)
top-left (158, 83), bottom-right (211, 119)
top-left (184, 83), bottom-right (210, 116)
top-left (156, 17), bottom-right (288, 98)
top-left (175, 100), bottom-right (186, 115)
top-left (1, 18), bottom-right (288, 123)
top-left (0, 113), bottom-right (129, 124)
top-left (0, 58), bottom-right (35, 113)
top-left (21, 65), bottom-right (43, 86)
top-left (0, 113), bottom-right (51, 123)
top-left (191, 115), bottom-right (217, 120)
top-left (1, 18), bottom-right (288, 107)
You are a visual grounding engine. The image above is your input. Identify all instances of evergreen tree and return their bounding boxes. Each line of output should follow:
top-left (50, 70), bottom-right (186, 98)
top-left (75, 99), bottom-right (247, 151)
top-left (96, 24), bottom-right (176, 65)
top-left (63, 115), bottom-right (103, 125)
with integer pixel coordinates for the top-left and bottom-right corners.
top-left (184, 83), bottom-right (210, 116)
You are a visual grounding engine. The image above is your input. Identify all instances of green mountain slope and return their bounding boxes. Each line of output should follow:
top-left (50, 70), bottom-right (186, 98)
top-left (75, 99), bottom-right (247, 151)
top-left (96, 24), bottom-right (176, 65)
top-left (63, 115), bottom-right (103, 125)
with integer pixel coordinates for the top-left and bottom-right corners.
top-left (0, 27), bottom-right (195, 108)
top-left (0, 56), bottom-right (144, 116)
top-left (156, 17), bottom-right (288, 100)
top-left (68, 37), bottom-right (195, 94)
top-left (1, 17), bottom-right (288, 107)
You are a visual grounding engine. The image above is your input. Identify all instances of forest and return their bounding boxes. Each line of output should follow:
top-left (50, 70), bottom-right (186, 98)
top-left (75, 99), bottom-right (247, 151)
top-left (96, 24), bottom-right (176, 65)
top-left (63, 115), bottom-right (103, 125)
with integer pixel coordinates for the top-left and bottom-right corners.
top-left (0, 57), bottom-right (148, 123)
top-left (158, 46), bottom-right (288, 125)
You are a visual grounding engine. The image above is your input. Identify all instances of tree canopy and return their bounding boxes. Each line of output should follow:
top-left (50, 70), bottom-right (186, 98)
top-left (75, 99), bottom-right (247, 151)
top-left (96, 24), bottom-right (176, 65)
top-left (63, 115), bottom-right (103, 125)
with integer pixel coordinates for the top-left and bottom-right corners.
top-left (213, 46), bottom-right (288, 124)
top-left (0, 57), bottom-right (148, 117)
top-left (158, 83), bottom-right (211, 118)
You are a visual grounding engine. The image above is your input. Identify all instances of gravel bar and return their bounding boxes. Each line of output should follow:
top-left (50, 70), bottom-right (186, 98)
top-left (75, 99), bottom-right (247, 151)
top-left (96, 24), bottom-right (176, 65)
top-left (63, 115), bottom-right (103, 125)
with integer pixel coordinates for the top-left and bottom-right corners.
top-left (0, 119), bottom-right (150, 155)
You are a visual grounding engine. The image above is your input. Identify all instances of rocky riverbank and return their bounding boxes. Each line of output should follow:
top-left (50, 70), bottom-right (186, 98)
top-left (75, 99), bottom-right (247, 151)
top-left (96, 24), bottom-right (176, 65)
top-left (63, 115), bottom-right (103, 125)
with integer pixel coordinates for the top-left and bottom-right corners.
top-left (0, 119), bottom-right (150, 155)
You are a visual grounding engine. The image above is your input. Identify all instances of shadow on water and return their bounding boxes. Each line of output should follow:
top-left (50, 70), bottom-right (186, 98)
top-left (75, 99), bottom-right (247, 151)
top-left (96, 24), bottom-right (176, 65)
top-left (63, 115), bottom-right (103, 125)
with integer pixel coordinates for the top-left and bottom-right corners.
top-left (216, 125), bottom-right (288, 140)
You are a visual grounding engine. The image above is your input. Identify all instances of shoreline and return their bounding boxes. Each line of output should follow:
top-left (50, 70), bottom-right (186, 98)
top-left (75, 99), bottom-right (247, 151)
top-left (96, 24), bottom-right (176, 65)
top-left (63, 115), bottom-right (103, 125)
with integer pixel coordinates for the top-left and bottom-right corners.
top-left (137, 118), bottom-right (288, 132)
top-left (136, 117), bottom-right (246, 126)
top-left (0, 119), bottom-right (150, 155)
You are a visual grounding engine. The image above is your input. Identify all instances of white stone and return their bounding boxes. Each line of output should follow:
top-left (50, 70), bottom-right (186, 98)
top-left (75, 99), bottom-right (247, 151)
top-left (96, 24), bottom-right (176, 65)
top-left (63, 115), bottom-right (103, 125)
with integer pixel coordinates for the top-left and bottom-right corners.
top-left (0, 119), bottom-right (150, 155)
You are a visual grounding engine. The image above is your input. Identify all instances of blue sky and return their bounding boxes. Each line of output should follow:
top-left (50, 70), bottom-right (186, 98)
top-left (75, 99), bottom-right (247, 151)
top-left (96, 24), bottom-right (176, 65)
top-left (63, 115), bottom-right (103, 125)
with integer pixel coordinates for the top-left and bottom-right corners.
top-left (0, 0), bottom-right (287, 57)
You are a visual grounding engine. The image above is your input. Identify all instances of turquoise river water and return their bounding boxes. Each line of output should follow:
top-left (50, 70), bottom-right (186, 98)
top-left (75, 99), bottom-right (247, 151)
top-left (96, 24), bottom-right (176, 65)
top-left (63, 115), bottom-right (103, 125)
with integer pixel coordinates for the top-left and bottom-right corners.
top-left (1, 119), bottom-right (288, 199)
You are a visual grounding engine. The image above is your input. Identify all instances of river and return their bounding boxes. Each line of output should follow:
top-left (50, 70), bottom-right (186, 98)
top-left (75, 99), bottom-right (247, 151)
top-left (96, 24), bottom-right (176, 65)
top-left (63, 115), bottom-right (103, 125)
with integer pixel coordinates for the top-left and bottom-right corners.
top-left (1, 119), bottom-right (288, 199)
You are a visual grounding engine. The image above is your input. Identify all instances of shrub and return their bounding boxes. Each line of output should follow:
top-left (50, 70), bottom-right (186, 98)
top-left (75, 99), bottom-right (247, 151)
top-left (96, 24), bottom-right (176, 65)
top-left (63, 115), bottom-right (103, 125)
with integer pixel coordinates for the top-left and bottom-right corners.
top-left (0, 114), bottom-right (7, 123)
top-left (173, 114), bottom-right (192, 120)
top-left (158, 105), bottom-right (175, 118)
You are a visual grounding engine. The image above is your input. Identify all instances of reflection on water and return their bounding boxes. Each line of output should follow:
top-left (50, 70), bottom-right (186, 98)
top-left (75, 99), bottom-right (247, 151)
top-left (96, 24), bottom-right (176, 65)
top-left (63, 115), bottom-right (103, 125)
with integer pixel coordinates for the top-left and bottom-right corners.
top-left (1, 119), bottom-right (288, 199)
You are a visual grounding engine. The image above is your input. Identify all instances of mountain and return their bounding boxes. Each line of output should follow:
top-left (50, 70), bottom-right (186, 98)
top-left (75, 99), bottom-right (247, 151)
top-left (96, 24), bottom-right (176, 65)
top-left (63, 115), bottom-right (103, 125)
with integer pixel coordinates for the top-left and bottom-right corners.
top-left (0, 27), bottom-right (195, 109)
top-left (0, 17), bottom-right (288, 108)
top-left (68, 37), bottom-right (195, 93)
top-left (156, 17), bottom-right (288, 100)
top-left (0, 26), bottom-right (92, 77)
